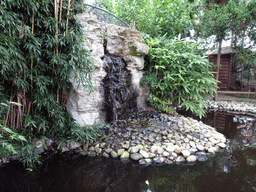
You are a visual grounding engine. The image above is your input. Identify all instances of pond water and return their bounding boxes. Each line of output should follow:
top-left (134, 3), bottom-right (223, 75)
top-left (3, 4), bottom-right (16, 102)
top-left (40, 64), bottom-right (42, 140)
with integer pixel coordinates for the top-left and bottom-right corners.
top-left (1, 111), bottom-right (256, 192)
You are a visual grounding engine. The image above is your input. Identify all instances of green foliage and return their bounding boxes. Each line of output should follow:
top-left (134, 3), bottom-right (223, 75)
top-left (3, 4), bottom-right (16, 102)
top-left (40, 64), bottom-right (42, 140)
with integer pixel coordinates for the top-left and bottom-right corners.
top-left (198, 2), bottom-right (231, 42)
top-left (141, 36), bottom-right (217, 117)
top-left (0, 0), bottom-right (97, 167)
top-left (101, 0), bottom-right (196, 38)
top-left (70, 122), bottom-right (104, 146)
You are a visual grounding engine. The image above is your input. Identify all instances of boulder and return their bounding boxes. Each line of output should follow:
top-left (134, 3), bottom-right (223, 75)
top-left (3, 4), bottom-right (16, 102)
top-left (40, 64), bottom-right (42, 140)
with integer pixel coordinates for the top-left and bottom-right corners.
top-left (106, 24), bottom-right (149, 56)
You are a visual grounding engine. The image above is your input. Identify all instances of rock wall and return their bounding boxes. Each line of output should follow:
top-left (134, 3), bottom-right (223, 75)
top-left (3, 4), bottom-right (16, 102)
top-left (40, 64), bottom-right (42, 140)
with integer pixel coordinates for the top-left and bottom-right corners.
top-left (66, 12), bottom-right (149, 126)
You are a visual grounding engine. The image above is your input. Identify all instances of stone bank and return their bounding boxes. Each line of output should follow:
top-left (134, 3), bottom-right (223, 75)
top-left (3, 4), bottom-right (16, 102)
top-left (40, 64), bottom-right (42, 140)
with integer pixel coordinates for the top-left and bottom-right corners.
top-left (80, 113), bottom-right (227, 164)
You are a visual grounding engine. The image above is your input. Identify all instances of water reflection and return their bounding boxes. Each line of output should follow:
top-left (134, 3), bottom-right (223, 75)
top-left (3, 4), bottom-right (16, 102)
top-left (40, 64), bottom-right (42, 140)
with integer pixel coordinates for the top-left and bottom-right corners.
top-left (1, 111), bottom-right (256, 192)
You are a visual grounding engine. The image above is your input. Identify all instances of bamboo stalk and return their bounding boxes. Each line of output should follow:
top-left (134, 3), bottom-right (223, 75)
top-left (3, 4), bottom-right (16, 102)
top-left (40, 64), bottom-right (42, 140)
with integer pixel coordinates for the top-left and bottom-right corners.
top-left (31, 12), bottom-right (35, 92)
top-left (17, 92), bottom-right (22, 128)
top-left (59, 0), bottom-right (63, 23)
top-left (54, 0), bottom-right (59, 55)
top-left (55, 0), bottom-right (60, 103)
top-left (66, 0), bottom-right (71, 35)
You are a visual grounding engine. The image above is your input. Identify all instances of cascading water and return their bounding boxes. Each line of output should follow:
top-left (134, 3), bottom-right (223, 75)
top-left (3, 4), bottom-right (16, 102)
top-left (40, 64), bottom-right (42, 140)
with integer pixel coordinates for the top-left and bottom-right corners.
top-left (102, 55), bottom-right (138, 123)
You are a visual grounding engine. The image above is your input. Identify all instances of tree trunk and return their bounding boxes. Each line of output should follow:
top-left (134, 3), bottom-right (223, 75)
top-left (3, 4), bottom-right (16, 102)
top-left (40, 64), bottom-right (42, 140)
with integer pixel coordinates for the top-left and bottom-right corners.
top-left (214, 40), bottom-right (222, 101)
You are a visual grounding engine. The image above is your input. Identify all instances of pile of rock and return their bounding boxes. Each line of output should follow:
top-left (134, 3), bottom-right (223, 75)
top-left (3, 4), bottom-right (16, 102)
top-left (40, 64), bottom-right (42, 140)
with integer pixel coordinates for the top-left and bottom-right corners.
top-left (1, 113), bottom-right (227, 165)
top-left (65, 113), bottom-right (227, 165)
top-left (205, 100), bottom-right (256, 113)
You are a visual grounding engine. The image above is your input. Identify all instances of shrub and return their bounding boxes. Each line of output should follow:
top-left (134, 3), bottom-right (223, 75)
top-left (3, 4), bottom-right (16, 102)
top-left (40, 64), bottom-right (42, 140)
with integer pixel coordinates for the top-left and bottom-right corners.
top-left (141, 36), bottom-right (217, 117)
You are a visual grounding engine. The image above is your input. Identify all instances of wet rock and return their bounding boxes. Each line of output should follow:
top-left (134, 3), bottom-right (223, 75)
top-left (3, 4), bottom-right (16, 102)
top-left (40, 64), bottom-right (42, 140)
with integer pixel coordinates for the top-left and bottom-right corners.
top-left (111, 151), bottom-right (118, 158)
top-left (196, 144), bottom-right (205, 151)
top-left (181, 150), bottom-right (190, 158)
top-left (174, 145), bottom-right (181, 153)
top-left (148, 135), bottom-right (154, 142)
top-left (153, 156), bottom-right (165, 164)
top-left (176, 156), bottom-right (185, 163)
top-left (189, 148), bottom-right (198, 154)
top-left (120, 151), bottom-right (129, 159)
top-left (165, 159), bottom-right (173, 164)
top-left (61, 145), bottom-right (69, 153)
top-left (161, 130), bottom-right (168, 135)
top-left (217, 143), bottom-right (227, 148)
top-left (148, 152), bottom-right (156, 158)
top-left (105, 148), bottom-right (112, 153)
top-left (197, 156), bottom-right (208, 162)
top-left (100, 143), bottom-right (106, 148)
top-left (145, 158), bottom-right (152, 163)
top-left (80, 151), bottom-right (88, 156)
top-left (162, 151), bottom-right (169, 157)
top-left (2, 158), bottom-right (8, 164)
top-left (117, 149), bottom-right (125, 156)
top-left (209, 137), bottom-right (218, 144)
top-left (131, 153), bottom-right (143, 161)
top-left (139, 159), bottom-right (148, 165)
top-left (186, 155), bottom-right (197, 163)
top-left (122, 141), bottom-right (130, 149)
top-left (89, 146), bottom-right (95, 151)
top-left (130, 146), bottom-right (140, 153)
top-left (154, 128), bottom-right (160, 133)
top-left (140, 150), bottom-right (149, 158)
top-left (102, 152), bottom-right (110, 158)
top-left (88, 151), bottom-right (97, 157)
top-left (208, 147), bottom-right (218, 154)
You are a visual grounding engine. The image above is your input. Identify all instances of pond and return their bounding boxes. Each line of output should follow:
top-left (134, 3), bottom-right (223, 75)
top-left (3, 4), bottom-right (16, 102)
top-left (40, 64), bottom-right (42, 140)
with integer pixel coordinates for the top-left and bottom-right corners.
top-left (1, 111), bottom-right (256, 192)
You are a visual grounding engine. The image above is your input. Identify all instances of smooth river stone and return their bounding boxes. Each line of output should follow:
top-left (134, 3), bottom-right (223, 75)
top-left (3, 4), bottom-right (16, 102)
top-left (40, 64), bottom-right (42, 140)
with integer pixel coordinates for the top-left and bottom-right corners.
top-left (162, 151), bottom-right (170, 157)
top-left (145, 158), bottom-right (152, 163)
top-left (196, 144), bottom-right (205, 151)
top-left (208, 147), bottom-right (218, 153)
top-left (120, 151), bottom-right (129, 159)
top-left (131, 153), bottom-right (143, 161)
top-left (140, 150), bottom-right (149, 158)
top-left (122, 141), bottom-right (130, 149)
top-left (176, 156), bottom-right (185, 163)
top-left (153, 156), bottom-right (165, 164)
top-left (148, 136), bottom-right (154, 142)
top-left (209, 137), bottom-right (218, 144)
top-left (186, 155), bottom-right (197, 163)
top-left (217, 143), bottom-right (227, 148)
top-left (148, 152), bottom-right (156, 158)
top-left (118, 149), bottom-right (125, 156)
top-left (105, 148), bottom-right (112, 153)
top-left (111, 151), bottom-right (118, 158)
top-left (181, 150), bottom-right (190, 158)
top-left (174, 145), bottom-right (181, 153)
top-left (130, 146), bottom-right (140, 153)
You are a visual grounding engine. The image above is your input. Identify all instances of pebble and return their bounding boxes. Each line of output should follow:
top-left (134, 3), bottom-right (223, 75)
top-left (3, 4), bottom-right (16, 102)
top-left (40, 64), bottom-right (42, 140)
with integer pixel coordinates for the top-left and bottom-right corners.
top-left (3, 110), bottom-right (230, 166)
top-left (181, 150), bottom-right (190, 158)
top-left (140, 150), bottom-right (149, 158)
top-left (186, 155), bottom-right (197, 163)
top-left (176, 156), bottom-right (185, 163)
top-left (111, 151), bottom-right (118, 158)
top-left (131, 153), bottom-right (143, 161)
top-left (120, 151), bottom-right (129, 159)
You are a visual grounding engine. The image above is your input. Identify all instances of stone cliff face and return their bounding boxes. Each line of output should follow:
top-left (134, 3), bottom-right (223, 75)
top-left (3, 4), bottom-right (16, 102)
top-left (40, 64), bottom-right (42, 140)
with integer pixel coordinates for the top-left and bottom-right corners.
top-left (66, 11), bottom-right (149, 126)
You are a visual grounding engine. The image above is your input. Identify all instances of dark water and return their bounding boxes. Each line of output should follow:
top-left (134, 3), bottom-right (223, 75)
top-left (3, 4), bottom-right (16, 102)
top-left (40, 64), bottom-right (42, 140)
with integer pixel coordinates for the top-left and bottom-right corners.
top-left (1, 111), bottom-right (256, 192)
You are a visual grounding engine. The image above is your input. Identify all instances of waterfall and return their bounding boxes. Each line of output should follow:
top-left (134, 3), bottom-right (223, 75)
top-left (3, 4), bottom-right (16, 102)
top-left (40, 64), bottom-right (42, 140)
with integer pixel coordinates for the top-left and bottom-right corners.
top-left (102, 55), bottom-right (138, 123)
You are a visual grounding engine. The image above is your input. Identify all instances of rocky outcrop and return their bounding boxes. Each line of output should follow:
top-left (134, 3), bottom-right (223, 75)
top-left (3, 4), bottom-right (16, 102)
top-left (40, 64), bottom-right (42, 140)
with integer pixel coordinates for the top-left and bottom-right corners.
top-left (67, 12), bottom-right (106, 126)
top-left (106, 24), bottom-right (150, 112)
top-left (106, 24), bottom-right (149, 56)
top-left (66, 12), bottom-right (149, 126)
